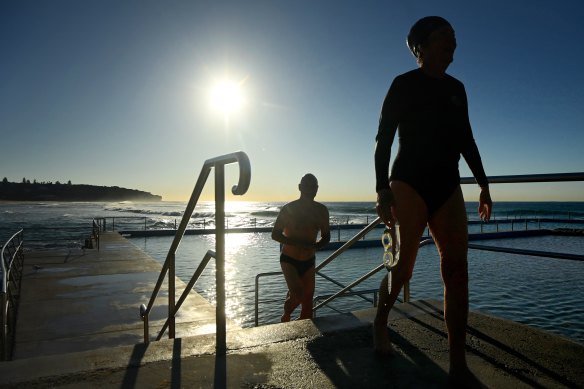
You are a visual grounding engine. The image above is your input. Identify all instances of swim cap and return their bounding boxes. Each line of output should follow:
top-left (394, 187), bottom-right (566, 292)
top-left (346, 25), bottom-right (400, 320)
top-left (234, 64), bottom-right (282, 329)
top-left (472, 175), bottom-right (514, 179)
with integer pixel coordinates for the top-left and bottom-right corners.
top-left (406, 16), bottom-right (452, 58)
top-left (299, 173), bottom-right (318, 187)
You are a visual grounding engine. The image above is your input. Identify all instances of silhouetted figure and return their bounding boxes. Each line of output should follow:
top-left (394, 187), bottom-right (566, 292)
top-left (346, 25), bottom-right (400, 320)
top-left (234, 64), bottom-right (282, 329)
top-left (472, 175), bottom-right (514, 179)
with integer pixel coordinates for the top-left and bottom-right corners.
top-left (374, 16), bottom-right (492, 386)
top-left (272, 174), bottom-right (331, 321)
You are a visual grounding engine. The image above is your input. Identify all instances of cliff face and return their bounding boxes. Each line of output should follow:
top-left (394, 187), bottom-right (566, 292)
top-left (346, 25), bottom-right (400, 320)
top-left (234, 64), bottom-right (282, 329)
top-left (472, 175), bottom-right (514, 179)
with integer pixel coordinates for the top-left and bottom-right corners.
top-left (0, 182), bottom-right (162, 202)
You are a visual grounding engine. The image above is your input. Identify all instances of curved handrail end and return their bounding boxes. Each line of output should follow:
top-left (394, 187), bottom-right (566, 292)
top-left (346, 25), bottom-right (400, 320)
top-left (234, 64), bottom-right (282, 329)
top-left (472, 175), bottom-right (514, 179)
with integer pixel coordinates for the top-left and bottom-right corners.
top-left (232, 151), bottom-right (251, 196)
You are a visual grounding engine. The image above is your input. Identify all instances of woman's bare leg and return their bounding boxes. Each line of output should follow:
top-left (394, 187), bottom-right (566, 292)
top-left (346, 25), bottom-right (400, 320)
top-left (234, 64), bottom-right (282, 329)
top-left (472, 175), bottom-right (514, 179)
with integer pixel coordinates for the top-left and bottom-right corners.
top-left (374, 180), bottom-right (427, 354)
top-left (428, 186), bottom-right (470, 374)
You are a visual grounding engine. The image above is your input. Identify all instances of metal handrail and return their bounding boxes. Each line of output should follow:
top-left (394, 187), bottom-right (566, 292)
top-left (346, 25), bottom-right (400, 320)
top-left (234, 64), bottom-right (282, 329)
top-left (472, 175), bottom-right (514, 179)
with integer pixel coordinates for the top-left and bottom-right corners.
top-left (254, 269), bottom-right (377, 326)
top-left (460, 172), bottom-right (584, 184)
top-left (313, 239), bottom-right (435, 312)
top-left (254, 219), bottom-right (383, 326)
top-left (254, 172), bottom-right (584, 325)
top-left (312, 173), bottom-right (584, 312)
top-left (91, 219), bottom-right (102, 250)
top-left (1, 229), bottom-right (24, 361)
top-left (254, 219), bottom-right (410, 325)
top-left (0, 226), bottom-right (95, 250)
top-left (317, 217), bottom-right (384, 272)
top-left (316, 271), bottom-right (375, 305)
top-left (139, 151), bottom-right (251, 356)
top-left (142, 250), bottom-right (216, 341)
top-left (313, 288), bottom-right (381, 316)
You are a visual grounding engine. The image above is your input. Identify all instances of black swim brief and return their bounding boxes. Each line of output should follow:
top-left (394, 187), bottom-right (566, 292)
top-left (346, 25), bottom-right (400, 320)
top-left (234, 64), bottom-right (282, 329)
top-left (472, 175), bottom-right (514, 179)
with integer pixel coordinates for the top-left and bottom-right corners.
top-left (280, 254), bottom-right (316, 276)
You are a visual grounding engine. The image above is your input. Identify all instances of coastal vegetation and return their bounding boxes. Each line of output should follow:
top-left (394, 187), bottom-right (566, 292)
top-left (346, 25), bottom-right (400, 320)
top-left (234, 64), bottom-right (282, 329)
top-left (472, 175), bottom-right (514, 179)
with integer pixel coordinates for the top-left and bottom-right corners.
top-left (0, 178), bottom-right (161, 202)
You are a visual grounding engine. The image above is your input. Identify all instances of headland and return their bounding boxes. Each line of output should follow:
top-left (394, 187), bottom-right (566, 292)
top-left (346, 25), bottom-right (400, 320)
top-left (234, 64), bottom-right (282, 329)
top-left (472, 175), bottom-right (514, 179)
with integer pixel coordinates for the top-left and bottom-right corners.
top-left (0, 181), bottom-right (161, 202)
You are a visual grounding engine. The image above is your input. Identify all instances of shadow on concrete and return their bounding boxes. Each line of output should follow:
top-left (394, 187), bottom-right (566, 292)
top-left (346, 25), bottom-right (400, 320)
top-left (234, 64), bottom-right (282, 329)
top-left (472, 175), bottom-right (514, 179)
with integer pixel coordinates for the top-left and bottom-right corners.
top-left (412, 300), bottom-right (582, 388)
top-left (171, 338), bottom-right (182, 388)
top-left (121, 342), bottom-right (148, 388)
top-left (214, 354), bottom-right (227, 389)
top-left (306, 324), bottom-right (450, 388)
top-left (465, 324), bottom-right (581, 388)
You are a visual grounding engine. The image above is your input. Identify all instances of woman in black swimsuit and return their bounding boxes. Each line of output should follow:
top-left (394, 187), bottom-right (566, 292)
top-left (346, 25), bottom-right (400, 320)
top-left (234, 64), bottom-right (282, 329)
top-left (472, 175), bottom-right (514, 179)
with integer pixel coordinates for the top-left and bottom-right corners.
top-left (374, 16), bottom-right (492, 384)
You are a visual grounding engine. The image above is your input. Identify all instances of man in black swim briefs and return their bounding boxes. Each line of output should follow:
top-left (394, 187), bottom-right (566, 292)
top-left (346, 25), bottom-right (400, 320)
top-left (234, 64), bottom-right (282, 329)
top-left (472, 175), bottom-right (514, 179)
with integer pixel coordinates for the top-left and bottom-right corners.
top-left (272, 174), bottom-right (330, 322)
top-left (373, 16), bottom-right (493, 386)
top-left (279, 253), bottom-right (315, 277)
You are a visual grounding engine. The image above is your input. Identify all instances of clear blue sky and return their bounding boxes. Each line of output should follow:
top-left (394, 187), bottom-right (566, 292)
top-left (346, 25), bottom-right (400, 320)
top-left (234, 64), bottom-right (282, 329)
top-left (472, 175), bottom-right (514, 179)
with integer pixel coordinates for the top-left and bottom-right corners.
top-left (1, 1), bottom-right (583, 202)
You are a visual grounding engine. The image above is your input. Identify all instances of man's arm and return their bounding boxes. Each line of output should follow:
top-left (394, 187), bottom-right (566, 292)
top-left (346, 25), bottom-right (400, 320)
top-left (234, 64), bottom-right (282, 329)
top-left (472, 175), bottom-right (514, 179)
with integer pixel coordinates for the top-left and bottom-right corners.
top-left (271, 206), bottom-right (315, 248)
top-left (271, 208), bottom-right (289, 244)
top-left (314, 206), bottom-right (331, 250)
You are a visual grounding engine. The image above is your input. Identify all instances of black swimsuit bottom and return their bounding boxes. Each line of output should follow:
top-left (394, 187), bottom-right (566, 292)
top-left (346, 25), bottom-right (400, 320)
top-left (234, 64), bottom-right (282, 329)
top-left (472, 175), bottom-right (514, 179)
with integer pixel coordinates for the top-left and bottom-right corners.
top-left (280, 254), bottom-right (316, 276)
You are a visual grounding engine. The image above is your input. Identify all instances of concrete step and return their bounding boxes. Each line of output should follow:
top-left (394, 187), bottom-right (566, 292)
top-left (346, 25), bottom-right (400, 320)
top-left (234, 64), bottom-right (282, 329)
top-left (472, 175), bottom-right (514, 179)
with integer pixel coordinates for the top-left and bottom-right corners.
top-left (1, 300), bottom-right (583, 388)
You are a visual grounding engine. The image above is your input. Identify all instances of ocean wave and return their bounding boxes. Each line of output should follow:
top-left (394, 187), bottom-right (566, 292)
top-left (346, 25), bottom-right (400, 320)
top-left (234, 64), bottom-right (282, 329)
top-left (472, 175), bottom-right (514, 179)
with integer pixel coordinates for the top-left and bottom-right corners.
top-left (250, 210), bottom-right (279, 217)
top-left (325, 202), bottom-right (377, 215)
top-left (190, 212), bottom-right (215, 219)
top-left (104, 206), bottom-right (183, 217)
top-left (104, 207), bottom-right (218, 219)
top-left (150, 220), bottom-right (175, 228)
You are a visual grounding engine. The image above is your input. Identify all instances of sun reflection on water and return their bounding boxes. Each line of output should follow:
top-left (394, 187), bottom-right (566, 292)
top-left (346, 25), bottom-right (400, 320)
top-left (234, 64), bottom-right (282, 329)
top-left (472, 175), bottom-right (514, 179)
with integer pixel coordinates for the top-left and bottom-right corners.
top-left (217, 232), bottom-right (260, 326)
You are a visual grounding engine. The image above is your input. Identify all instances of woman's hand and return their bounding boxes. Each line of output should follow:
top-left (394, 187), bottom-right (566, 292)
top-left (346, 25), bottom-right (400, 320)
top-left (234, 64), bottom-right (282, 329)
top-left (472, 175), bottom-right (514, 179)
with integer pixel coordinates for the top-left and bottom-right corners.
top-left (478, 186), bottom-right (492, 222)
top-left (376, 188), bottom-right (396, 227)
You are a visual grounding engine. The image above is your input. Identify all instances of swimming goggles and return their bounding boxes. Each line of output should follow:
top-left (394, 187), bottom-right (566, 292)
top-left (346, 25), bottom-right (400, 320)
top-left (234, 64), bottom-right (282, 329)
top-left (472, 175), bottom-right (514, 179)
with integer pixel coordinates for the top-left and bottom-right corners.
top-left (381, 226), bottom-right (399, 271)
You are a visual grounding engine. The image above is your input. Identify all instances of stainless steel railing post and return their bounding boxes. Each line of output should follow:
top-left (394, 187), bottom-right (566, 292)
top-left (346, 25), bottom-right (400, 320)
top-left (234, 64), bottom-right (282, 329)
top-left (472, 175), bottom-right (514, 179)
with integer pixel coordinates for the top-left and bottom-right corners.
top-left (168, 252), bottom-right (175, 339)
top-left (140, 151), bottom-right (250, 350)
top-left (1, 292), bottom-right (7, 361)
top-left (215, 163), bottom-right (227, 356)
top-left (140, 304), bottom-right (149, 343)
top-left (1, 229), bottom-right (23, 361)
top-left (255, 276), bottom-right (259, 327)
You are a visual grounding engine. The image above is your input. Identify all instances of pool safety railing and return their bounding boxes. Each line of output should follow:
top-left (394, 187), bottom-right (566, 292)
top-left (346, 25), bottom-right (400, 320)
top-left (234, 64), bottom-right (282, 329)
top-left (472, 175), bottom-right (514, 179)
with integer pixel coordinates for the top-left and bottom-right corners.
top-left (313, 288), bottom-right (380, 314)
top-left (254, 218), bottom-right (382, 326)
top-left (86, 218), bottom-right (106, 250)
top-left (1, 229), bottom-right (24, 361)
top-left (0, 225), bottom-right (100, 251)
top-left (254, 219), bottom-right (434, 325)
top-left (139, 151), bottom-right (251, 356)
top-left (254, 172), bottom-right (584, 326)
top-left (93, 201), bottom-right (579, 238)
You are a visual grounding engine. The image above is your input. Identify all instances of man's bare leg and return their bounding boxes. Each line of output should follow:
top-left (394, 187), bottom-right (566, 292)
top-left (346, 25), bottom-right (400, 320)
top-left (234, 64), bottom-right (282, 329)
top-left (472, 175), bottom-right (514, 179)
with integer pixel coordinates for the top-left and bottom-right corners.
top-left (280, 262), bottom-right (303, 322)
top-left (299, 267), bottom-right (316, 319)
top-left (281, 291), bottom-right (300, 322)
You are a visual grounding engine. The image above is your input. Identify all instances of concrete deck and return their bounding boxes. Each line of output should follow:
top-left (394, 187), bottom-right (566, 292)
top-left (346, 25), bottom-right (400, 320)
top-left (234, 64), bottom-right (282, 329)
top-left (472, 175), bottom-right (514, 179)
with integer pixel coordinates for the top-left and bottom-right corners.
top-left (1, 232), bottom-right (583, 388)
top-left (10, 232), bottom-right (237, 359)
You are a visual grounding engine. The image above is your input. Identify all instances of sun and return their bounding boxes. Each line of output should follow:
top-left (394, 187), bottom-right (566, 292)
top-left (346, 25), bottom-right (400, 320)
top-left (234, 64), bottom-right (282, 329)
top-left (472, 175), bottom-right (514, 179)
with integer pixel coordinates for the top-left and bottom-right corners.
top-left (209, 79), bottom-right (245, 116)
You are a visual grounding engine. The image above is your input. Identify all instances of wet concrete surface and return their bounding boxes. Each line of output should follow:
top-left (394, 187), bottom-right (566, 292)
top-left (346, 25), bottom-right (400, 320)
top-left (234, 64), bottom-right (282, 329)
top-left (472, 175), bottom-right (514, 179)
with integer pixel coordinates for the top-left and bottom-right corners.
top-left (1, 301), bottom-right (583, 388)
top-left (10, 232), bottom-right (237, 359)
top-left (1, 233), bottom-right (583, 388)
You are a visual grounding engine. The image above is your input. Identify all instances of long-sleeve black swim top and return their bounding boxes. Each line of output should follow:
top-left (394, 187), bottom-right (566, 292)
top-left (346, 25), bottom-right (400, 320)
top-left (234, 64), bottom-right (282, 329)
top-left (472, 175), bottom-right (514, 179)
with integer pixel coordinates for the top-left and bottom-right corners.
top-left (374, 68), bottom-right (489, 192)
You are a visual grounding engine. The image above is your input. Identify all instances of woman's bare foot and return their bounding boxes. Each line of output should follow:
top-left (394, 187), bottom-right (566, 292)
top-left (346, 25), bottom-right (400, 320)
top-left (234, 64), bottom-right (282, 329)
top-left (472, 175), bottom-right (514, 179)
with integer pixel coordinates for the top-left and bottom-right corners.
top-left (281, 313), bottom-right (291, 322)
top-left (373, 322), bottom-right (394, 357)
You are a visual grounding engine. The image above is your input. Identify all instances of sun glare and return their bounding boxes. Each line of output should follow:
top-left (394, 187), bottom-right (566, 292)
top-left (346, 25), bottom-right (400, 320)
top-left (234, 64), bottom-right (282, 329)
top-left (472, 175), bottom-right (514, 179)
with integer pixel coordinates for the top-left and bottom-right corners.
top-left (209, 79), bottom-right (244, 116)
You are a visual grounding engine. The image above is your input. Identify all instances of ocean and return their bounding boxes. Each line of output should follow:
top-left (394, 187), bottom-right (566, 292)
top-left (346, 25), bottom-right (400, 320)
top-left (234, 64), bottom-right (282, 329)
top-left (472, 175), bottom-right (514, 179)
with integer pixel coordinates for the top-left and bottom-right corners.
top-left (1, 201), bottom-right (584, 344)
